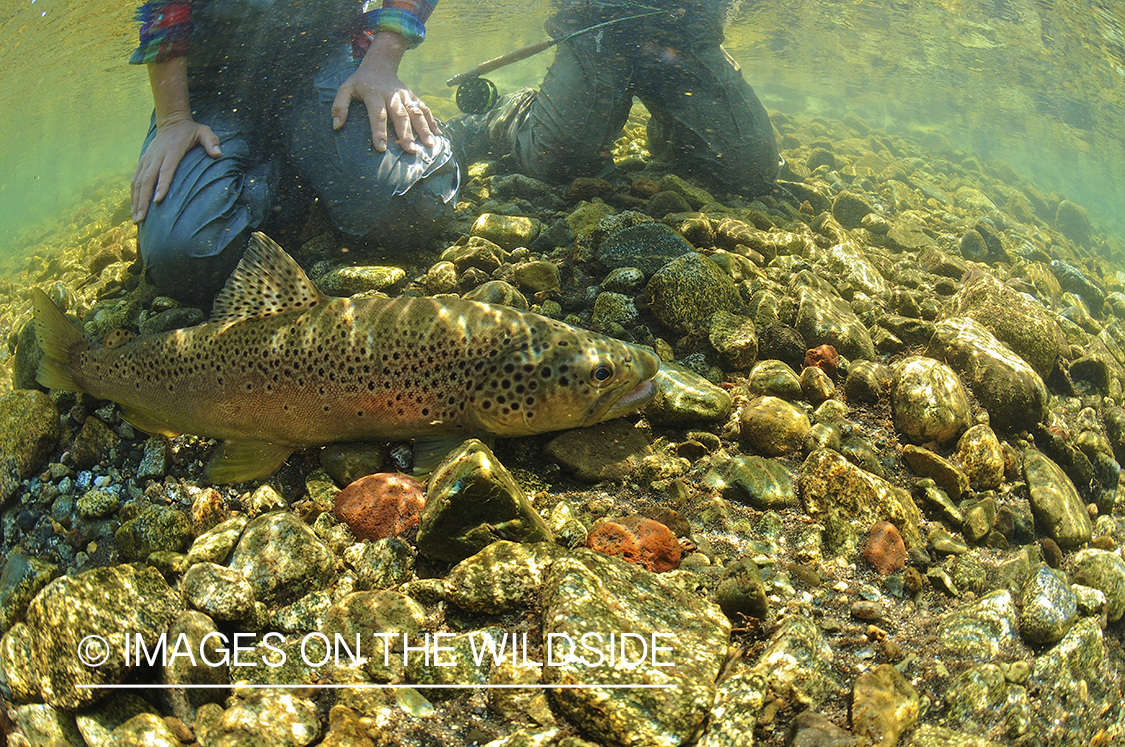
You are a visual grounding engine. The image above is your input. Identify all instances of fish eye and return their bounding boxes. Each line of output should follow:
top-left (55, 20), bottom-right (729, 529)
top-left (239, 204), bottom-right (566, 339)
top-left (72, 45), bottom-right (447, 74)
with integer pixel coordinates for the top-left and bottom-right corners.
top-left (591, 362), bottom-right (614, 385)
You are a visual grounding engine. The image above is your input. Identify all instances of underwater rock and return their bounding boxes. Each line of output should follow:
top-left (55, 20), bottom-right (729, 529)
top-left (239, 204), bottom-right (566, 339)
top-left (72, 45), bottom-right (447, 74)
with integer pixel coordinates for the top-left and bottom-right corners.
top-left (319, 442), bottom-right (388, 487)
top-left (702, 452), bottom-right (796, 510)
top-left (1070, 549), bottom-right (1125, 623)
top-left (115, 504), bottom-right (193, 562)
top-left (333, 473), bottom-right (425, 542)
top-left (443, 541), bottom-right (564, 614)
top-left (586, 515), bottom-right (681, 573)
top-left (321, 590), bottom-right (425, 681)
top-left (160, 610), bottom-right (229, 725)
top-left (843, 360), bottom-right (891, 404)
top-left (491, 173), bottom-right (565, 211)
top-left (714, 556), bottom-right (769, 621)
top-left (317, 265), bottom-right (406, 297)
top-left (747, 359), bottom-right (803, 401)
top-left (541, 550), bottom-right (729, 747)
top-left (0, 551), bottom-right (58, 634)
top-left (927, 317), bottom-right (1047, 432)
top-left (598, 222), bottom-right (693, 276)
top-left (800, 449), bottom-right (923, 548)
top-left (789, 271), bottom-right (875, 361)
top-left (943, 665), bottom-right (1031, 744)
top-left (1018, 564), bottom-right (1077, 645)
top-left (195, 692), bottom-right (321, 747)
top-left (739, 396), bottom-right (810, 457)
top-left (708, 310), bottom-right (758, 370)
top-left (937, 590), bottom-right (1018, 662)
top-left (591, 291), bottom-right (638, 332)
top-left (227, 511), bottom-right (335, 608)
top-left (851, 664), bottom-right (919, 747)
top-left (954, 425), bottom-right (1005, 490)
top-left (891, 356), bottom-right (971, 445)
top-left (181, 562), bottom-right (257, 623)
top-left (23, 564), bottom-right (182, 709)
top-left (463, 279), bottom-right (529, 309)
top-left (646, 253), bottom-right (741, 333)
top-left (70, 414), bottom-right (118, 469)
top-left (863, 522), bottom-right (907, 576)
top-left (748, 615), bottom-right (839, 710)
top-left (185, 514), bottom-right (248, 566)
top-left (543, 418), bottom-right (651, 483)
top-left (416, 439), bottom-right (552, 562)
top-left (902, 446), bottom-right (968, 501)
top-left (1023, 450), bottom-right (1093, 548)
top-left (471, 213), bottom-right (538, 251)
top-left (1054, 200), bottom-right (1092, 246)
top-left (646, 364), bottom-right (731, 424)
top-left (952, 272), bottom-right (1062, 379)
top-left (0, 389), bottom-right (60, 479)
top-left (831, 190), bottom-right (874, 229)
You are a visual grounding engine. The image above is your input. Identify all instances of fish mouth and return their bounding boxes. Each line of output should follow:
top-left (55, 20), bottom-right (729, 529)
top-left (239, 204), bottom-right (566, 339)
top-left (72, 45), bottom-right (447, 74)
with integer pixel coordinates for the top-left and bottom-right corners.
top-left (586, 378), bottom-right (657, 423)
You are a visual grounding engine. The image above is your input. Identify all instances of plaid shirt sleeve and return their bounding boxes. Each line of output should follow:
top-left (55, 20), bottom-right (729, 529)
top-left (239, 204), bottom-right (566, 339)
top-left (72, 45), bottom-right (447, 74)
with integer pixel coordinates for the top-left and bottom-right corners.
top-left (129, 1), bottom-right (194, 65)
top-left (359, 0), bottom-right (437, 49)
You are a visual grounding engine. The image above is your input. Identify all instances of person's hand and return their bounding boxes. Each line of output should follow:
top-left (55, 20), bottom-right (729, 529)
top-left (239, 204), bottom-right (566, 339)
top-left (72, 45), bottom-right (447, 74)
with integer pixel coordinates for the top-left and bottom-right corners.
top-left (131, 114), bottom-right (221, 223)
top-left (331, 31), bottom-right (441, 154)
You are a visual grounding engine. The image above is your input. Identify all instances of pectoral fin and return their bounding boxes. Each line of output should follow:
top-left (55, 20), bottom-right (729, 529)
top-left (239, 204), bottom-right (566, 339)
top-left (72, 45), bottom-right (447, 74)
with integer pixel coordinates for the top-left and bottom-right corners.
top-left (206, 439), bottom-right (294, 484)
top-left (119, 406), bottom-right (182, 439)
top-left (411, 433), bottom-right (494, 476)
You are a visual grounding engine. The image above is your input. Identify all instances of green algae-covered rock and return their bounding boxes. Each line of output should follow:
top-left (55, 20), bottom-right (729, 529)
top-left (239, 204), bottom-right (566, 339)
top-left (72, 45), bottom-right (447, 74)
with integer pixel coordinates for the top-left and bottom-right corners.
top-left (181, 562), bottom-right (257, 623)
top-left (646, 365), bottom-right (732, 424)
top-left (703, 452), bottom-right (796, 510)
top-left (800, 449), bottom-right (923, 548)
top-left (25, 564), bottom-right (183, 709)
top-left (75, 691), bottom-right (160, 747)
top-left (228, 511), bottom-right (335, 607)
top-left (952, 272), bottom-right (1063, 379)
top-left (708, 311), bottom-right (758, 370)
top-left (418, 439), bottom-right (551, 563)
top-left (1031, 617), bottom-right (1104, 694)
top-left (543, 418), bottom-right (651, 483)
top-left (714, 557), bottom-right (769, 621)
top-left (0, 551), bottom-right (58, 635)
top-left (1023, 450), bottom-right (1093, 548)
top-left (471, 213), bottom-right (539, 250)
top-left (891, 356), bottom-right (971, 445)
top-left (1018, 564), bottom-right (1077, 645)
top-left (937, 590), bottom-right (1018, 662)
top-left (115, 503), bottom-right (193, 562)
top-left (195, 692), bottom-right (321, 747)
top-left (739, 396), bottom-right (811, 457)
top-left (11, 703), bottom-right (84, 747)
top-left (747, 359), bottom-right (802, 400)
top-left (943, 664), bottom-right (1032, 744)
top-left (319, 442), bottom-right (388, 487)
top-left (321, 590), bottom-right (426, 681)
top-left (789, 271), bottom-right (875, 361)
top-left (1070, 549), bottom-right (1125, 622)
top-left (444, 541), bottom-right (564, 614)
top-left (0, 389), bottom-right (60, 479)
top-left (851, 664), bottom-right (920, 747)
top-left (748, 615), bottom-right (839, 709)
top-left (185, 514), bottom-right (248, 567)
top-left (70, 414), bottom-right (118, 469)
top-left (317, 265), bottom-right (406, 297)
top-left (542, 550), bottom-right (729, 747)
top-left (927, 317), bottom-right (1047, 432)
top-left (160, 610), bottom-right (229, 725)
top-left (599, 222), bottom-right (694, 276)
top-left (646, 253), bottom-right (741, 333)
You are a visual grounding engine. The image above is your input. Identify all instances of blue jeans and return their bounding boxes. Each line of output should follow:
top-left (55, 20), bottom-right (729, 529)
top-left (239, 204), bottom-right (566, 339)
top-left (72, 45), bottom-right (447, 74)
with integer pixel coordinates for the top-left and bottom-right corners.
top-left (137, 46), bottom-right (459, 306)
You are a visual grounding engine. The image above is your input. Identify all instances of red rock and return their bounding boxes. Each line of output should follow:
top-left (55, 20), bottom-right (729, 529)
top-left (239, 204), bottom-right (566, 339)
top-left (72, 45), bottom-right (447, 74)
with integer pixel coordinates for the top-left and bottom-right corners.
top-left (587, 515), bottom-right (681, 572)
top-left (863, 522), bottom-right (907, 575)
top-left (804, 344), bottom-right (841, 378)
top-left (334, 473), bottom-right (425, 541)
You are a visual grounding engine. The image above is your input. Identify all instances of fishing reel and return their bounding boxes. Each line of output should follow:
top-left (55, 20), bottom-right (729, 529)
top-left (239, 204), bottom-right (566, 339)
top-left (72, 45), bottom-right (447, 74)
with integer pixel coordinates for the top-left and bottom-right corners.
top-left (455, 77), bottom-right (500, 115)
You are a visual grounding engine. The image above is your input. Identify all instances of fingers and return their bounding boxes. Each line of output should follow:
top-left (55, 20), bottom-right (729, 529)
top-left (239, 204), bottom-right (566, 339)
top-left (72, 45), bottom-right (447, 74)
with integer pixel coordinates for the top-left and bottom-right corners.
top-left (331, 84), bottom-right (352, 131)
top-left (200, 127), bottom-right (222, 158)
top-left (369, 101), bottom-right (390, 152)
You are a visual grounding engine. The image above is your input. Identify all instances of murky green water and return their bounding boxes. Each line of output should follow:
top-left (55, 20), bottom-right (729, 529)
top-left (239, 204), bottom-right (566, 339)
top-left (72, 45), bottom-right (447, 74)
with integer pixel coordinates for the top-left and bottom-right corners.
top-left (1, 0), bottom-right (1123, 264)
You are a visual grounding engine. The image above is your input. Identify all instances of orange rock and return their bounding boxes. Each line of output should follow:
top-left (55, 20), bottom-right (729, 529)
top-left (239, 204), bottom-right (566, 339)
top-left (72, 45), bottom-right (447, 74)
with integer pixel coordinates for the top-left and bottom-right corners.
top-left (863, 521), bottom-right (907, 575)
top-left (804, 344), bottom-right (841, 378)
top-left (587, 515), bottom-right (681, 572)
top-left (334, 473), bottom-right (425, 541)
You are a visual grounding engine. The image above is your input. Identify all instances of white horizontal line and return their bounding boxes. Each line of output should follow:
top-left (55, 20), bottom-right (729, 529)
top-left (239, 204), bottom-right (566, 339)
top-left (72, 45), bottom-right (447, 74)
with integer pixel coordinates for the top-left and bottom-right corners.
top-left (77, 683), bottom-right (676, 690)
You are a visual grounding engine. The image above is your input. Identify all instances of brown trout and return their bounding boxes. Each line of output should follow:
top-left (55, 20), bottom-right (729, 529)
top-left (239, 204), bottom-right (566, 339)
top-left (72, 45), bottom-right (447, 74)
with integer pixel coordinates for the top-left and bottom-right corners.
top-left (33, 233), bottom-right (660, 483)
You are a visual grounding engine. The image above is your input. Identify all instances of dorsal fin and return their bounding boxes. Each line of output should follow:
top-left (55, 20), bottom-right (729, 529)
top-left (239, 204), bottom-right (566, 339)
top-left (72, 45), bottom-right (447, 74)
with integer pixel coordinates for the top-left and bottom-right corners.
top-left (103, 329), bottom-right (135, 349)
top-left (210, 232), bottom-right (324, 324)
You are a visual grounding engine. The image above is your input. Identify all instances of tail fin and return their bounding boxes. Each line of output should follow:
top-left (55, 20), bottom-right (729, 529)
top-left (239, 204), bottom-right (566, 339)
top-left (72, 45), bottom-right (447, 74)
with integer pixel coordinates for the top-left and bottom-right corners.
top-left (30, 288), bottom-right (87, 392)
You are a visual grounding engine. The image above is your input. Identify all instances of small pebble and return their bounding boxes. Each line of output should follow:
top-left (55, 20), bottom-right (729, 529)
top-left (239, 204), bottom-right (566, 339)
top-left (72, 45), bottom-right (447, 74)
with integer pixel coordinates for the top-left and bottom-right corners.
top-left (863, 522), bottom-right (907, 575)
top-left (1041, 537), bottom-right (1064, 568)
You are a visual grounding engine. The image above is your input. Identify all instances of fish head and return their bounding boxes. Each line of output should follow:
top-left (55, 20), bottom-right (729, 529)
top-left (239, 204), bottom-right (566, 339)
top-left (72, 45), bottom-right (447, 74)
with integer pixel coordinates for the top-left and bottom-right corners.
top-left (469, 323), bottom-right (661, 436)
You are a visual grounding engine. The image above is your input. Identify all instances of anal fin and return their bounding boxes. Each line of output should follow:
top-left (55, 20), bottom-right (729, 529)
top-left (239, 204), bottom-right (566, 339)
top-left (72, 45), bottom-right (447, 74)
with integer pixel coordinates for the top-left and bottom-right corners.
top-left (206, 439), bottom-right (294, 484)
